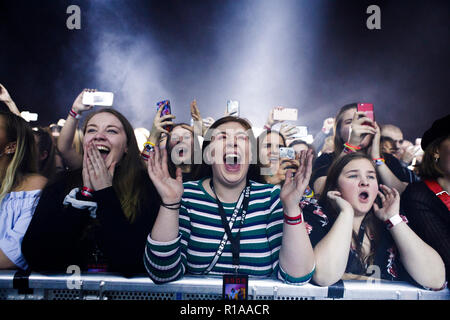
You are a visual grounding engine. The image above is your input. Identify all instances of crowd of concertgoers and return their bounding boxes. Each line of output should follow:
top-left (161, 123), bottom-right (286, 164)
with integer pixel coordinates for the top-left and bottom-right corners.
top-left (0, 83), bottom-right (448, 291)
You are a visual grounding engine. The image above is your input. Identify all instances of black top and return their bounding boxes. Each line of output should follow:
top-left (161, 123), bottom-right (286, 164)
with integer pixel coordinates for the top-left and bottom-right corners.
top-left (310, 152), bottom-right (419, 192)
top-left (401, 181), bottom-right (450, 283)
top-left (21, 170), bottom-right (160, 276)
top-left (301, 201), bottom-right (412, 284)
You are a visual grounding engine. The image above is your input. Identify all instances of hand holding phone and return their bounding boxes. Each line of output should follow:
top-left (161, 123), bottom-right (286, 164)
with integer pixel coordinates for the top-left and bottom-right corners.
top-left (156, 100), bottom-right (173, 132)
top-left (82, 91), bottom-right (114, 107)
top-left (273, 107), bottom-right (298, 121)
top-left (357, 103), bottom-right (374, 125)
top-left (279, 147), bottom-right (296, 160)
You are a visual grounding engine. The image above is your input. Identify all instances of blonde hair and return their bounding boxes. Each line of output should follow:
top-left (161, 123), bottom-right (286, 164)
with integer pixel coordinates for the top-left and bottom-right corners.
top-left (0, 112), bottom-right (38, 203)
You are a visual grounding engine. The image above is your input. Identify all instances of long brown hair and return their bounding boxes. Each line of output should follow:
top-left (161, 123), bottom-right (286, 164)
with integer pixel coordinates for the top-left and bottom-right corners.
top-left (82, 108), bottom-right (147, 222)
top-left (0, 111), bottom-right (39, 203)
top-left (319, 152), bottom-right (383, 270)
top-left (333, 103), bottom-right (358, 158)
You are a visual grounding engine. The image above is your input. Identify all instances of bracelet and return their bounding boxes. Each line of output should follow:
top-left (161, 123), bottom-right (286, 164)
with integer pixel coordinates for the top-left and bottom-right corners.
top-left (141, 141), bottom-right (156, 161)
top-left (343, 142), bottom-right (361, 154)
top-left (143, 141), bottom-right (156, 152)
top-left (81, 186), bottom-right (94, 198)
top-left (69, 109), bottom-right (81, 120)
top-left (161, 201), bottom-right (181, 210)
top-left (264, 124), bottom-right (271, 131)
top-left (284, 212), bottom-right (303, 225)
top-left (385, 214), bottom-right (408, 230)
top-left (373, 158), bottom-right (385, 166)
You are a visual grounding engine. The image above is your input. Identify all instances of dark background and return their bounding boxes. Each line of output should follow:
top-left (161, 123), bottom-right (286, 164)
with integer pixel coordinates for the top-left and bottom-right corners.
top-left (0, 0), bottom-right (448, 140)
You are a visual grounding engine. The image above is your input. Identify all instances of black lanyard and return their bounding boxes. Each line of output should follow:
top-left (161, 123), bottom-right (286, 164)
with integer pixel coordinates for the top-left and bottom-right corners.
top-left (210, 179), bottom-right (251, 271)
top-left (356, 213), bottom-right (371, 248)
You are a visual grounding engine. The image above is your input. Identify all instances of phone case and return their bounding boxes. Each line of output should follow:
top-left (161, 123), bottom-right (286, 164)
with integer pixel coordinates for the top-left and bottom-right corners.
top-left (279, 147), bottom-right (295, 160)
top-left (357, 103), bottom-right (374, 121)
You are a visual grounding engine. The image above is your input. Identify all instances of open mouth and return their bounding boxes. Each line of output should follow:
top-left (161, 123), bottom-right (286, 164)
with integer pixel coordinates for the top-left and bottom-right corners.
top-left (358, 191), bottom-right (369, 202)
top-left (96, 145), bottom-right (110, 160)
top-left (223, 153), bottom-right (241, 172)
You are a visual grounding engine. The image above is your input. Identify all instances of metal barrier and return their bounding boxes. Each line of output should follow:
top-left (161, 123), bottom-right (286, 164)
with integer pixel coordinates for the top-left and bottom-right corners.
top-left (0, 270), bottom-right (448, 300)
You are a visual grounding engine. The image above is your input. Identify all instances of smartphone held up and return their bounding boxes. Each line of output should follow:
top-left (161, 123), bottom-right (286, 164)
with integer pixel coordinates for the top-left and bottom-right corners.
top-left (357, 103), bottom-right (375, 125)
top-left (273, 107), bottom-right (298, 122)
top-left (157, 100), bottom-right (173, 132)
top-left (82, 91), bottom-right (114, 107)
top-left (227, 100), bottom-right (240, 117)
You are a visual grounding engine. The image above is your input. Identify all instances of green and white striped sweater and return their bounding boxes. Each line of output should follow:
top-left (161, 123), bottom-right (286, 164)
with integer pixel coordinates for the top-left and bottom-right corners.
top-left (144, 178), bottom-right (313, 285)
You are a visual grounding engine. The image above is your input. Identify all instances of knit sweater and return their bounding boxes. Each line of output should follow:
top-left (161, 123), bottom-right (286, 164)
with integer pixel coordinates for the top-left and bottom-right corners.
top-left (144, 178), bottom-right (314, 285)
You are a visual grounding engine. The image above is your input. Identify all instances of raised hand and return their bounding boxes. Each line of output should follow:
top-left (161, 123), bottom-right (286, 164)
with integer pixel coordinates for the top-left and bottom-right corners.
top-left (0, 83), bottom-right (12, 102)
top-left (147, 145), bottom-right (184, 204)
top-left (280, 123), bottom-right (298, 140)
top-left (85, 142), bottom-right (116, 191)
top-left (348, 111), bottom-right (377, 148)
top-left (369, 121), bottom-right (382, 159)
top-left (280, 149), bottom-right (313, 212)
top-left (190, 99), bottom-right (204, 135)
top-left (149, 104), bottom-right (176, 143)
top-left (190, 99), bottom-right (202, 122)
top-left (265, 107), bottom-right (283, 128)
top-left (0, 83), bottom-right (21, 116)
top-left (373, 184), bottom-right (400, 221)
top-left (326, 191), bottom-right (354, 215)
top-left (72, 89), bottom-right (96, 114)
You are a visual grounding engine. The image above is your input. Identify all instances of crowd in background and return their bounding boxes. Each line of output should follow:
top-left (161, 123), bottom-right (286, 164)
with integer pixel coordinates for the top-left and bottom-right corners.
top-left (0, 83), bottom-right (448, 291)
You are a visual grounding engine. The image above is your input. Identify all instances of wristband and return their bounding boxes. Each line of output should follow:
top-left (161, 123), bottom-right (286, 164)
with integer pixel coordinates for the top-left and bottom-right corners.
top-left (143, 141), bottom-right (156, 152)
top-left (69, 109), bottom-right (81, 120)
top-left (385, 214), bottom-right (408, 230)
top-left (161, 201), bottom-right (181, 210)
top-left (284, 212), bottom-right (303, 225)
top-left (373, 158), bottom-right (385, 166)
top-left (141, 141), bottom-right (156, 161)
top-left (343, 142), bottom-right (361, 154)
top-left (264, 124), bottom-right (271, 131)
top-left (81, 186), bottom-right (94, 198)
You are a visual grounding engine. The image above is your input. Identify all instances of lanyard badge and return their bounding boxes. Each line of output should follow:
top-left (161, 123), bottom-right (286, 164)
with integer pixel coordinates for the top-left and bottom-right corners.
top-left (223, 274), bottom-right (248, 300)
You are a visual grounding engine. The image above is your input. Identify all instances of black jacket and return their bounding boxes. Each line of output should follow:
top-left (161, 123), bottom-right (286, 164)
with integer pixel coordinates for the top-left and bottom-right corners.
top-left (21, 170), bottom-right (160, 276)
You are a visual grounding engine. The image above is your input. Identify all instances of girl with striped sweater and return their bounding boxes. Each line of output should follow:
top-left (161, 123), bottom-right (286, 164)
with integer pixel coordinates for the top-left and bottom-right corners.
top-left (144, 116), bottom-right (315, 284)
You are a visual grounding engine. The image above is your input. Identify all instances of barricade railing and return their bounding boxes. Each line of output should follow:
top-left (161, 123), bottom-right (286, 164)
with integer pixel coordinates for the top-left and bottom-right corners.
top-left (0, 270), bottom-right (448, 300)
